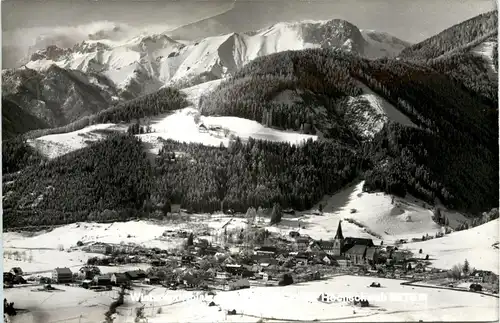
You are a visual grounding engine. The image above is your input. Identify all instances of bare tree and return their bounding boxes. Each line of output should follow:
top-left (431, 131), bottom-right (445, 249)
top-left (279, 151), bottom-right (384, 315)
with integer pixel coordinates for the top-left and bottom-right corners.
top-left (449, 263), bottom-right (463, 280)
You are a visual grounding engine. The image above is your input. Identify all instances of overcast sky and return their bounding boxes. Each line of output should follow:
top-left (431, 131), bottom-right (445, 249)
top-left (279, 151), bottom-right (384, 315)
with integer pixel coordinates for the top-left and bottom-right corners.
top-left (2, 0), bottom-right (495, 42)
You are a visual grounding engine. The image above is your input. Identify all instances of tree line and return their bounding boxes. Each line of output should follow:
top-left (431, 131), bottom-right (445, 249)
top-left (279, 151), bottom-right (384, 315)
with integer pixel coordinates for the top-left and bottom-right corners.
top-left (2, 134), bottom-right (364, 227)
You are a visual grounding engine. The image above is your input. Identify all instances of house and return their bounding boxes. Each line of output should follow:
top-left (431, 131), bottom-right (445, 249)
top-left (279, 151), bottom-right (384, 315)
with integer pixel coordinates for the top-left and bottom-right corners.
top-left (309, 240), bottom-right (335, 255)
top-left (342, 237), bottom-right (375, 252)
top-left (182, 255), bottom-right (194, 264)
top-left (344, 245), bottom-right (368, 266)
top-left (10, 267), bottom-right (23, 276)
top-left (216, 272), bottom-right (230, 280)
top-left (199, 124), bottom-right (208, 132)
top-left (89, 243), bottom-right (112, 254)
top-left (111, 273), bottom-right (130, 286)
top-left (81, 279), bottom-right (93, 289)
top-left (125, 269), bottom-right (147, 281)
top-left (333, 257), bottom-right (349, 267)
top-left (470, 270), bottom-right (498, 284)
top-left (52, 267), bottom-right (73, 284)
top-left (258, 258), bottom-right (278, 267)
top-left (254, 246), bottom-right (277, 256)
top-left (145, 276), bottom-right (160, 285)
top-left (365, 247), bottom-right (379, 264)
top-left (292, 251), bottom-right (310, 262)
top-left (224, 264), bottom-right (243, 275)
top-left (78, 266), bottom-right (101, 280)
top-left (93, 274), bottom-right (112, 286)
top-left (293, 236), bottom-right (311, 251)
top-left (171, 204), bottom-right (181, 214)
top-left (151, 259), bottom-right (167, 267)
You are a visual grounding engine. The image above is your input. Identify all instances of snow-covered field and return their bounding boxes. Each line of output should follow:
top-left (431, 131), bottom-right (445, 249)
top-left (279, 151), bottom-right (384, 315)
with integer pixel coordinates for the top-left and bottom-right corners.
top-left (405, 219), bottom-right (499, 274)
top-left (28, 78), bottom-right (317, 158)
top-left (5, 180), bottom-right (493, 275)
top-left (4, 178), bottom-right (498, 322)
top-left (27, 124), bottom-right (124, 159)
top-left (6, 275), bottom-right (498, 323)
top-left (138, 107), bottom-right (317, 154)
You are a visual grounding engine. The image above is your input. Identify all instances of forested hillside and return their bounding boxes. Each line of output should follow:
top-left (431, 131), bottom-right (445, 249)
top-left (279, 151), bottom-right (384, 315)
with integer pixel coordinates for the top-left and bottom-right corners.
top-left (3, 134), bottom-right (152, 228)
top-left (399, 10), bottom-right (497, 60)
top-left (22, 87), bottom-right (190, 139)
top-left (199, 46), bottom-right (498, 213)
top-left (2, 134), bottom-right (364, 227)
top-left (2, 98), bottom-right (49, 140)
top-left (200, 49), bottom-right (364, 142)
top-left (428, 53), bottom-right (498, 108)
top-left (2, 12), bottom-right (498, 228)
top-left (1, 65), bottom-right (117, 128)
top-left (152, 138), bottom-right (363, 213)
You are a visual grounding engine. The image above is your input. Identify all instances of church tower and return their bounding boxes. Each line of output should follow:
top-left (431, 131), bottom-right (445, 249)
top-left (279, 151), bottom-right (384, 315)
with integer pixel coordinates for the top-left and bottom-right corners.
top-left (333, 220), bottom-right (344, 256)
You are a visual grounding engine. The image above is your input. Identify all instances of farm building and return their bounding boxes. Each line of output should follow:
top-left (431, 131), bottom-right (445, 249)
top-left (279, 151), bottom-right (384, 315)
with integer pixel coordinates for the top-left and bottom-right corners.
top-left (87, 243), bottom-right (112, 254)
top-left (111, 273), bottom-right (130, 286)
top-left (125, 269), bottom-right (147, 281)
top-left (93, 274), bottom-right (112, 286)
top-left (254, 246), bottom-right (277, 256)
top-left (52, 267), bottom-right (73, 283)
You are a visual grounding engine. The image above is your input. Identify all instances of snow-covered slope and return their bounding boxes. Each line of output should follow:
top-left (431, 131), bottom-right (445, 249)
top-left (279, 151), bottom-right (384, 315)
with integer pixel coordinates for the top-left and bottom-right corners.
top-left (406, 219), bottom-right (499, 274)
top-left (346, 82), bottom-right (418, 139)
top-left (298, 181), bottom-right (442, 243)
top-left (139, 107), bottom-right (318, 155)
top-left (28, 78), bottom-right (316, 159)
top-left (472, 40), bottom-right (498, 74)
top-left (24, 19), bottom-right (410, 97)
top-left (27, 124), bottom-right (123, 159)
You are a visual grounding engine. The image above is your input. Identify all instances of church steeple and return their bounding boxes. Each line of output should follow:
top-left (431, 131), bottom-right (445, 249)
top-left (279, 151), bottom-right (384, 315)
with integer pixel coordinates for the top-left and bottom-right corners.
top-left (334, 220), bottom-right (344, 240)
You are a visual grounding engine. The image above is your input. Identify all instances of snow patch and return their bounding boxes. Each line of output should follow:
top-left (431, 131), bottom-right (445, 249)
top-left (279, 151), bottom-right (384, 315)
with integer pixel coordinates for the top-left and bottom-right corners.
top-left (27, 124), bottom-right (120, 159)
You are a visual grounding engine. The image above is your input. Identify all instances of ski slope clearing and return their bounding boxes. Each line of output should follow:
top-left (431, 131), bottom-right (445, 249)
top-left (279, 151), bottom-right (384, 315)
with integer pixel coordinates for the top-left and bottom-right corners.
top-left (356, 82), bottom-right (417, 130)
top-left (138, 107), bottom-right (317, 155)
top-left (406, 219), bottom-right (499, 274)
top-left (472, 40), bottom-right (498, 74)
top-left (308, 181), bottom-right (440, 243)
top-left (27, 124), bottom-right (123, 159)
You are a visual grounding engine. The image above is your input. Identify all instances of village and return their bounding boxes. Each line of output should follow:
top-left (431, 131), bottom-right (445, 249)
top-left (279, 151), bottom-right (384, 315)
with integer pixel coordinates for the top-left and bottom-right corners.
top-left (4, 211), bottom-right (499, 308)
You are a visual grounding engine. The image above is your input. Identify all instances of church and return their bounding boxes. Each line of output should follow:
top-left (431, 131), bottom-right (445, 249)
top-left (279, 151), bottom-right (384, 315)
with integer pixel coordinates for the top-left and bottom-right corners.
top-left (310, 220), bottom-right (379, 266)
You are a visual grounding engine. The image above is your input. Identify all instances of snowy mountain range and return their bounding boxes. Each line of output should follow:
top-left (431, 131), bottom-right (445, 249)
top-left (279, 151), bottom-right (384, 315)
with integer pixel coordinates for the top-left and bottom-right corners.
top-left (20, 19), bottom-right (410, 99)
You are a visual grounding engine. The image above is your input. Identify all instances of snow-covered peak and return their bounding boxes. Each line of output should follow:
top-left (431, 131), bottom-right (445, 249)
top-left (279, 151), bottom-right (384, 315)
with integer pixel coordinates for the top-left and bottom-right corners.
top-left (21, 18), bottom-right (410, 98)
